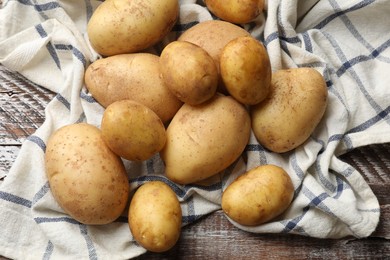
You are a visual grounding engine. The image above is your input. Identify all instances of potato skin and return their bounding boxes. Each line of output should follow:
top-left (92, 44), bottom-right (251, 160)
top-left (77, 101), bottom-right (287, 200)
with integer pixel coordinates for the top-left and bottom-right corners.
top-left (222, 164), bottom-right (294, 226)
top-left (84, 53), bottom-right (182, 123)
top-left (251, 68), bottom-right (328, 153)
top-left (205, 0), bottom-right (264, 24)
top-left (220, 36), bottom-right (271, 105)
top-left (45, 123), bottom-right (129, 225)
top-left (161, 94), bottom-right (251, 185)
top-left (178, 20), bottom-right (250, 69)
top-left (129, 181), bottom-right (182, 253)
top-left (160, 41), bottom-right (218, 105)
top-left (87, 0), bottom-right (179, 56)
top-left (101, 100), bottom-right (166, 161)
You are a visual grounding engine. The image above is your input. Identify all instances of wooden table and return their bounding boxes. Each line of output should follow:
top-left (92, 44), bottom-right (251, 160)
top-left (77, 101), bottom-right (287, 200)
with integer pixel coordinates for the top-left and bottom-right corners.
top-left (1, 64), bottom-right (389, 259)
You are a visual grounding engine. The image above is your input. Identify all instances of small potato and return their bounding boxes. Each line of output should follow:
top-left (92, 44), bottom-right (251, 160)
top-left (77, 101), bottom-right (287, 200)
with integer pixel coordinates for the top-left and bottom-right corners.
top-left (87, 0), bottom-right (179, 56)
top-left (161, 94), bottom-right (251, 185)
top-left (84, 53), bottom-right (182, 123)
top-left (205, 0), bottom-right (265, 24)
top-left (101, 100), bottom-right (166, 161)
top-left (251, 68), bottom-right (328, 153)
top-left (129, 181), bottom-right (182, 253)
top-left (160, 41), bottom-right (218, 105)
top-left (222, 164), bottom-right (294, 226)
top-left (220, 36), bottom-right (271, 105)
top-left (45, 123), bottom-right (129, 225)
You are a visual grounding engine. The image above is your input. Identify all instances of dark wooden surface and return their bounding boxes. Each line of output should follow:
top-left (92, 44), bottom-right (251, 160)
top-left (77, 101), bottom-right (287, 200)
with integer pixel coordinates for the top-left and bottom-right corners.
top-left (1, 64), bottom-right (389, 259)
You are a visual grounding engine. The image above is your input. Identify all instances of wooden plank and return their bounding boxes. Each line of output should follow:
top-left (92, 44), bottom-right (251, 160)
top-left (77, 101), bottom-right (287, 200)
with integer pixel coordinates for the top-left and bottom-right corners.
top-left (137, 209), bottom-right (390, 259)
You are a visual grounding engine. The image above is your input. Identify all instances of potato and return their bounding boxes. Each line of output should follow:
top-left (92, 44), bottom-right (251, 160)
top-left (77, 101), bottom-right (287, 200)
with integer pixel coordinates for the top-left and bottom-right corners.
top-left (220, 36), bottom-right (271, 105)
top-left (205, 0), bottom-right (265, 24)
top-left (101, 100), bottom-right (166, 161)
top-left (84, 53), bottom-right (182, 123)
top-left (160, 94), bottom-right (251, 185)
top-left (45, 123), bottom-right (129, 225)
top-left (178, 20), bottom-right (250, 93)
top-left (159, 41), bottom-right (218, 105)
top-left (251, 68), bottom-right (328, 153)
top-left (87, 0), bottom-right (179, 56)
top-left (129, 181), bottom-right (182, 253)
top-left (222, 164), bottom-right (294, 226)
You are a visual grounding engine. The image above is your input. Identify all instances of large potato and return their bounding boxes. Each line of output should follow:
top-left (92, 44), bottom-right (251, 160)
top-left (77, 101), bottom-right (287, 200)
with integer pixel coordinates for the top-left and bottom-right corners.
top-left (222, 164), bottom-right (294, 226)
top-left (205, 0), bottom-right (265, 24)
top-left (160, 94), bottom-right (251, 185)
top-left (251, 68), bottom-right (328, 153)
top-left (84, 53), bottom-right (182, 123)
top-left (45, 123), bottom-right (129, 225)
top-left (178, 20), bottom-right (250, 92)
top-left (101, 100), bottom-right (166, 161)
top-left (220, 36), bottom-right (271, 105)
top-left (87, 0), bottom-right (179, 56)
top-left (159, 41), bottom-right (218, 105)
top-left (129, 181), bottom-right (182, 253)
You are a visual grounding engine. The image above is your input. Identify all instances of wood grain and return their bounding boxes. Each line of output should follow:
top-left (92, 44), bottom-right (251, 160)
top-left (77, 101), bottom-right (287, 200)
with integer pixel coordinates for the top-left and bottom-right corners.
top-left (1, 64), bottom-right (389, 259)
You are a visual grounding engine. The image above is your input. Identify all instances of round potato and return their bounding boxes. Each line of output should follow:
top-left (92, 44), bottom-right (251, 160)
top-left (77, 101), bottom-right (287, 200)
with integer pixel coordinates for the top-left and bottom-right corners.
top-left (84, 53), bottom-right (182, 123)
top-left (160, 94), bottom-right (251, 185)
top-left (45, 123), bottom-right (129, 225)
top-left (222, 164), bottom-right (294, 226)
top-left (251, 68), bottom-right (328, 153)
top-left (160, 41), bottom-right (218, 105)
top-left (220, 36), bottom-right (271, 105)
top-left (129, 181), bottom-right (182, 253)
top-left (101, 100), bottom-right (166, 161)
top-left (205, 0), bottom-right (264, 24)
top-left (87, 0), bottom-right (179, 56)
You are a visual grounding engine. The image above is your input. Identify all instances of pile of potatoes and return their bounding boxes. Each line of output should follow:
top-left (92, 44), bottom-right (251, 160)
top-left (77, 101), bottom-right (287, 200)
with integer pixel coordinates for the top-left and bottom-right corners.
top-left (44, 0), bottom-right (328, 253)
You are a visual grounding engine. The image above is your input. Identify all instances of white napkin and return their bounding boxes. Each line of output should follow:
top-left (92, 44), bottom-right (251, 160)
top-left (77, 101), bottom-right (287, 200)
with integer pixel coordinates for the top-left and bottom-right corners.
top-left (1, 0), bottom-right (390, 259)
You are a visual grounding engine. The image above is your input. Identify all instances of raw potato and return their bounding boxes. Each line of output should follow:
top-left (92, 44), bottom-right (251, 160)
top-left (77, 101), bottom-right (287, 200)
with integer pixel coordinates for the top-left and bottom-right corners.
top-left (160, 41), bottom-right (218, 105)
top-left (205, 0), bottom-right (264, 24)
top-left (84, 53), bottom-right (182, 123)
top-left (161, 94), bottom-right (251, 185)
top-left (251, 68), bottom-right (328, 153)
top-left (129, 181), bottom-right (182, 253)
top-left (45, 123), bottom-right (129, 225)
top-left (178, 20), bottom-right (250, 92)
top-left (220, 36), bottom-right (271, 105)
top-left (87, 0), bottom-right (179, 56)
top-left (101, 100), bottom-right (166, 161)
top-left (222, 164), bottom-right (294, 226)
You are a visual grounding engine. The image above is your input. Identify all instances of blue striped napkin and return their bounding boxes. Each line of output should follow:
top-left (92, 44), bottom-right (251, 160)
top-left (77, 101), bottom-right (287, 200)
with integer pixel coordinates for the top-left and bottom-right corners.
top-left (1, 0), bottom-right (389, 259)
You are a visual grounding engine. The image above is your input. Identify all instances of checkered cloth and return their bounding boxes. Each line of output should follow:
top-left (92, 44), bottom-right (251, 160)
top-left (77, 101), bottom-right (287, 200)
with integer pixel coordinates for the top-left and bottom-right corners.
top-left (1, 0), bottom-right (390, 259)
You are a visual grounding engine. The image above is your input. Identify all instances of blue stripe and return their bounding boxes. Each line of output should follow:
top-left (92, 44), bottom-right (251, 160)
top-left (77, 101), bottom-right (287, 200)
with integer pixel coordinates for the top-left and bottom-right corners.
top-left (79, 224), bottom-right (98, 260)
top-left (0, 191), bottom-right (32, 208)
top-left (56, 94), bottom-right (71, 110)
top-left (54, 44), bottom-right (87, 69)
top-left (32, 182), bottom-right (50, 206)
top-left (337, 38), bottom-right (390, 77)
top-left (27, 135), bottom-right (46, 152)
top-left (17, 0), bottom-right (60, 11)
top-left (314, 0), bottom-right (375, 30)
top-left (281, 206), bottom-right (309, 234)
top-left (80, 91), bottom-right (97, 103)
top-left (35, 25), bottom-right (61, 70)
top-left (42, 241), bottom-right (54, 260)
top-left (34, 216), bottom-right (80, 224)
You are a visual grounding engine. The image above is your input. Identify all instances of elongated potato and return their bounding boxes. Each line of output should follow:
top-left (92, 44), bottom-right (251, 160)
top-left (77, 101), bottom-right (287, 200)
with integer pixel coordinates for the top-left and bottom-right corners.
top-left (45, 123), bottom-right (129, 225)
top-left (160, 94), bottom-right (251, 185)
top-left (129, 181), bottom-right (182, 252)
top-left (87, 0), bottom-right (179, 56)
top-left (84, 53), bottom-right (182, 123)
top-left (222, 164), bottom-right (294, 226)
top-left (220, 36), bottom-right (271, 105)
top-left (251, 68), bottom-right (328, 153)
